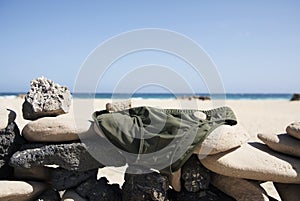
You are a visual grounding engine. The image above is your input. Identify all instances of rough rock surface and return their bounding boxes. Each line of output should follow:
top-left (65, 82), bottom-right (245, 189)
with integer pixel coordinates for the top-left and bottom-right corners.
top-left (61, 190), bottom-right (87, 201)
top-left (274, 183), bottom-right (300, 201)
top-left (258, 133), bottom-right (300, 158)
top-left (211, 173), bottom-right (269, 201)
top-left (22, 77), bottom-right (71, 120)
top-left (195, 124), bottom-right (249, 156)
top-left (200, 142), bottom-right (300, 183)
top-left (22, 114), bottom-right (92, 142)
top-left (122, 171), bottom-right (169, 201)
top-left (35, 188), bottom-right (60, 201)
top-left (50, 168), bottom-right (98, 191)
top-left (286, 122), bottom-right (300, 140)
top-left (0, 120), bottom-right (26, 179)
top-left (169, 185), bottom-right (235, 201)
top-left (0, 180), bottom-right (47, 201)
top-left (181, 154), bottom-right (210, 192)
top-left (76, 177), bottom-right (121, 201)
top-left (9, 143), bottom-right (103, 171)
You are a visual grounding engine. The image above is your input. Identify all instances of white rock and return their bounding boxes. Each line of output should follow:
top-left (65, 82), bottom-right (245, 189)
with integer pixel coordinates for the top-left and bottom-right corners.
top-left (22, 114), bottom-right (93, 142)
top-left (194, 124), bottom-right (250, 156)
top-left (0, 180), bottom-right (47, 201)
top-left (258, 133), bottom-right (300, 158)
top-left (200, 142), bottom-right (300, 183)
top-left (286, 122), bottom-right (300, 140)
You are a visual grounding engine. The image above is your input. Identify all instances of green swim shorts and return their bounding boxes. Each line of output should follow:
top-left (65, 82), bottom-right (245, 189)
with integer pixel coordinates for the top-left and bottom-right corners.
top-left (92, 106), bottom-right (237, 173)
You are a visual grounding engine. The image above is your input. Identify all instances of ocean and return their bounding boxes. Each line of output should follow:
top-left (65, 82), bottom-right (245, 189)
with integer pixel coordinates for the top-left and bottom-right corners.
top-left (0, 92), bottom-right (294, 100)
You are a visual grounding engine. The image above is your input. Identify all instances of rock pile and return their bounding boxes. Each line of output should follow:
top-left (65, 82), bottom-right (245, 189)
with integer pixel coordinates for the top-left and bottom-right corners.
top-left (200, 122), bottom-right (300, 201)
top-left (0, 77), bottom-right (116, 201)
top-left (1, 77), bottom-right (300, 201)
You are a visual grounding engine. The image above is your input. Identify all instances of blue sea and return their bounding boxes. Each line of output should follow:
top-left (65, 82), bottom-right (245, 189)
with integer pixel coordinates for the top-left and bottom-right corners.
top-left (0, 92), bottom-right (293, 100)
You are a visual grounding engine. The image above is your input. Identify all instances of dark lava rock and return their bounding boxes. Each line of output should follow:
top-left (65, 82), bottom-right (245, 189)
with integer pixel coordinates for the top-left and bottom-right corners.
top-left (181, 154), bottom-right (210, 192)
top-left (122, 171), bottom-right (170, 201)
top-left (22, 76), bottom-right (71, 120)
top-left (290, 93), bottom-right (300, 101)
top-left (51, 168), bottom-right (98, 191)
top-left (0, 120), bottom-right (26, 179)
top-left (35, 188), bottom-right (60, 201)
top-left (168, 185), bottom-right (235, 201)
top-left (76, 177), bottom-right (122, 201)
top-left (9, 143), bottom-right (103, 171)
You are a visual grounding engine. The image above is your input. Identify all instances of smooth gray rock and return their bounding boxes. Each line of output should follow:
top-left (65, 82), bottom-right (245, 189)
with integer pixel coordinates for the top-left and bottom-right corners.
top-left (0, 121), bottom-right (26, 179)
top-left (22, 77), bottom-right (71, 120)
top-left (9, 143), bottom-right (103, 171)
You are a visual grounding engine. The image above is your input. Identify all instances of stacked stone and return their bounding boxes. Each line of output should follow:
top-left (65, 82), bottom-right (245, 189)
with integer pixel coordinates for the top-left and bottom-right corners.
top-left (0, 77), bottom-right (120, 201)
top-left (256, 122), bottom-right (300, 201)
top-left (3, 77), bottom-right (300, 201)
top-left (199, 122), bottom-right (300, 201)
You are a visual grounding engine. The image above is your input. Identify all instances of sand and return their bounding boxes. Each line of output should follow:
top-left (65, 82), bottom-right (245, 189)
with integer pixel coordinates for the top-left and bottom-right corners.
top-left (2, 97), bottom-right (299, 200)
top-left (3, 98), bottom-right (299, 136)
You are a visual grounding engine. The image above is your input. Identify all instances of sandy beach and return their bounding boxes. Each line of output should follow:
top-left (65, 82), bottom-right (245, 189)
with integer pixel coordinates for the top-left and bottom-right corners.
top-left (1, 97), bottom-right (299, 200)
top-left (3, 97), bottom-right (299, 137)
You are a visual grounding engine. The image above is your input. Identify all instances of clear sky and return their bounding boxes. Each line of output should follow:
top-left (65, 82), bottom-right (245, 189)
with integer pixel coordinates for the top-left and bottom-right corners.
top-left (0, 0), bottom-right (299, 93)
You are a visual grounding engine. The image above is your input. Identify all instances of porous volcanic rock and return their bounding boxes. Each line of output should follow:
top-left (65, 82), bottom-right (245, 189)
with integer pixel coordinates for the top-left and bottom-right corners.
top-left (22, 77), bottom-right (71, 120)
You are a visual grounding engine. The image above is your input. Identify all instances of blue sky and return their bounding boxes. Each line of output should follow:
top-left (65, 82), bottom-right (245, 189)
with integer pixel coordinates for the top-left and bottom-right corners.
top-left (0, 0), bottom-right (299, 93)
